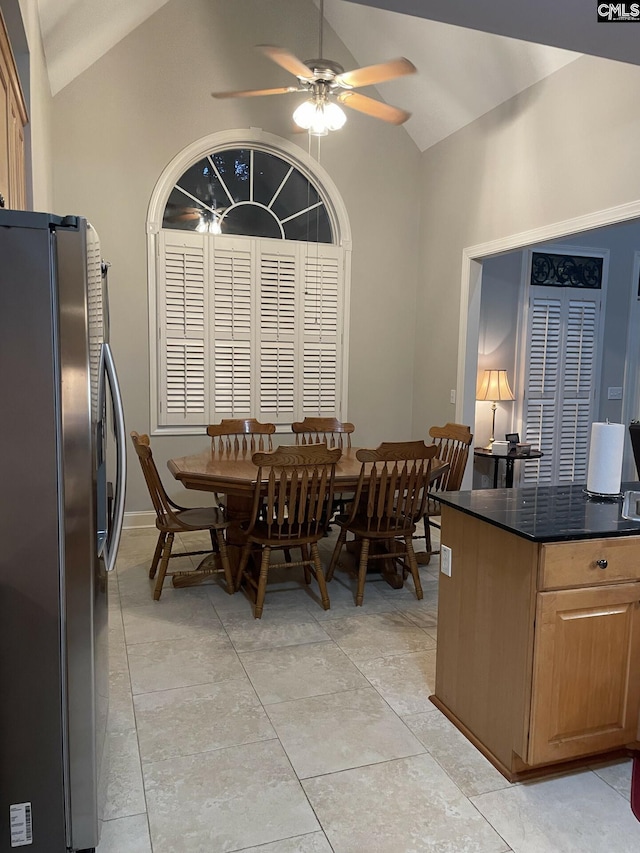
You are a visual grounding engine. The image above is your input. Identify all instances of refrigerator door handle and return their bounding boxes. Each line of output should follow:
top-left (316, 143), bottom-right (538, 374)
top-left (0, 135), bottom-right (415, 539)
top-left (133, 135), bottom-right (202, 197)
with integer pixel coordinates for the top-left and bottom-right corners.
top-left (103, 342), bottom-right (126, 572)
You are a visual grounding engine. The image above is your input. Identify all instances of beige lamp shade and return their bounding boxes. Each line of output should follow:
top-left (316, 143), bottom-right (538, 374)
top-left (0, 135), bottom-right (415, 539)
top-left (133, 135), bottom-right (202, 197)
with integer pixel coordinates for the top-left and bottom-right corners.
top-left (476, 369), bottom-right (515, 402)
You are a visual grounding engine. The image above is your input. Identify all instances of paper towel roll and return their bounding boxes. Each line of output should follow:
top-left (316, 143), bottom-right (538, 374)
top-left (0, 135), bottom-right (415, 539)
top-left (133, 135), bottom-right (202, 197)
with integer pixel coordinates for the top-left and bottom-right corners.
top-left (585, 496), bottom-right (621, 529)
top-left (586, 421), bottom-right (625, 495)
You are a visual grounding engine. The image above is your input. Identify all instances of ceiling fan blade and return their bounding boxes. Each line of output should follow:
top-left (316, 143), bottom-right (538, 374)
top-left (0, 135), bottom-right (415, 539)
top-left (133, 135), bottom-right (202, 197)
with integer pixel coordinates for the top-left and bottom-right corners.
top-left (258, 45), bottom-right (314, 80)
top-left (212, 85), bottom-right (301, 99)
top-left (336, 57), bottom-right (416, 89)
top-left (337, 91), bottom-right (411, 125)
top-left (166, 212), bottom-right (200, 222)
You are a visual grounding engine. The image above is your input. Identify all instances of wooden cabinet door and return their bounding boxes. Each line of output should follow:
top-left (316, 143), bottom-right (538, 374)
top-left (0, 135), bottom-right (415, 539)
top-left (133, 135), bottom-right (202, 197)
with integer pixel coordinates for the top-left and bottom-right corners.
top-left (0, 10), bottom-right (26, 210)
top-left (0, 44), bottom-right (9, 207)
top-left (528, 583), bottom-right (640, 766)
top-left (8, 86), bottom-right (24, 209)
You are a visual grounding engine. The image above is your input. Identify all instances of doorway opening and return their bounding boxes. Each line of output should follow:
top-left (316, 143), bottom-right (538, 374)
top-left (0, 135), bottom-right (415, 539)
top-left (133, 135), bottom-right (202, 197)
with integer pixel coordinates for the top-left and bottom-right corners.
top-left (456, 203), bottom-right (640, 488)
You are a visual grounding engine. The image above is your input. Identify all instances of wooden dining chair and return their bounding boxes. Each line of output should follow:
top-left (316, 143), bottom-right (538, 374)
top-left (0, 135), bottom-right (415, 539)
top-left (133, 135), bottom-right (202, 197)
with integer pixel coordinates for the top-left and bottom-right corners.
top-left (235, 443), bottom-right (342, 619)
top-left (207, 419), bottom-right (276, 454)
top-left (291, 417), bottom-right (355, 449)
top-left (415, 423), bottom-right (473, 564)
top-left (326, 440), bottom-right (439, 605)
top-left (292, 417), bottom-right (355, 517)
top-left (131, 432), bottom-right (233, 600)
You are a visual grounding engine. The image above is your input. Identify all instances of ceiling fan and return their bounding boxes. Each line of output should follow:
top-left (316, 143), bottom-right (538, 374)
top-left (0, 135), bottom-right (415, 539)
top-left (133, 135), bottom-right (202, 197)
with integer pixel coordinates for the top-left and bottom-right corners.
top-left (211, 0), bottom-right (416, 135)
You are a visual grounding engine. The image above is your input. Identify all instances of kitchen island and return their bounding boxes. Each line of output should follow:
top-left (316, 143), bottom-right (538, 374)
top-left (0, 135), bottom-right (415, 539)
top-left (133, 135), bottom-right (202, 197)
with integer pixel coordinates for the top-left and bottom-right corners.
top-left (432, 483), bottom-right (640, 781)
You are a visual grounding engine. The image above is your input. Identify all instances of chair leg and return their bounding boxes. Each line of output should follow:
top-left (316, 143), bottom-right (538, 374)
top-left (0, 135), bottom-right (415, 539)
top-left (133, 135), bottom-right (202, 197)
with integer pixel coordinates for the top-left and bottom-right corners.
top-left (209, 528), bottom-right (217, 551)
top-left (254, 546), bottom-right (271, 619)
top-left (235, 542), bottom-right (253, 593)
top-left (149, 532), bottom-right (166, 579)
top-left (404, 535), bottom-right (423, 600)
top-left (415, 517), bottom-right (431, 566)
top-left (356, 537), bottom-right (370, 606)
top-left (425, 520), bottom-right (433, 557)
top-left (153, 532), bottom-right (174, 600)
top-left (301, 544), bottom-right (311, 585)
top-left (311, 542), bottom-right (330, 611)
top-left (326, 527), bottom-right (347, 582)
top-left (214, 529), bottom-right (234, 593)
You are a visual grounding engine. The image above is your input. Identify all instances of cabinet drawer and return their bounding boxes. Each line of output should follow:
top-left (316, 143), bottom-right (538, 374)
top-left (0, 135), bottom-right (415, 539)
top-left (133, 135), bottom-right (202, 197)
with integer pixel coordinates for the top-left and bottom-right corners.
top-left (540, 537), bottom-right (640, 589)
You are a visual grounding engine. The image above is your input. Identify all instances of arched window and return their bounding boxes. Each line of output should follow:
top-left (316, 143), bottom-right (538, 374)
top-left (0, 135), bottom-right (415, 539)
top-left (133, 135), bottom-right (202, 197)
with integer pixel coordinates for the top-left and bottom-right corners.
top-left (148, 131), bottom-right (351, 433)
top-left (163, 148), bottom-right (333, 243)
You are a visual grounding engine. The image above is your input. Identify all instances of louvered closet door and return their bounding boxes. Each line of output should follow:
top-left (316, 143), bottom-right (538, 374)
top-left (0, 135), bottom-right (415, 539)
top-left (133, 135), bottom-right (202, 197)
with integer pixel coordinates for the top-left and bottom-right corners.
top-left (522, 288), bottom-right (600, 486)
top-left (523, 297), bottom-right (561, 484)
top-left (302, 246), bottom-right (342, 416)
top-left (158, 232), bottom-right (208, 425)
top-left (557, 300), bottom-right (598, 482)
top-left (211, 237), bottom-right (253, 419)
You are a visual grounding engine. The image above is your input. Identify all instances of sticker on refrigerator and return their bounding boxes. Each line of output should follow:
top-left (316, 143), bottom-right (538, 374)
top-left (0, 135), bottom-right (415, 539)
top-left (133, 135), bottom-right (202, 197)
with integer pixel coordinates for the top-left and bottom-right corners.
top-left (10, 802), bottom-right (32, 846)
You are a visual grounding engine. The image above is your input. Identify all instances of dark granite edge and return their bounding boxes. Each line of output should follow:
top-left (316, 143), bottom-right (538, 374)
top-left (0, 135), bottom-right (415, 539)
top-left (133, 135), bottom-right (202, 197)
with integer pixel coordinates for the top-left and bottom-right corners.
top-left (438, 498), bottom-right (640, 543)
top-left (437, 484), bottom-right (640, 543)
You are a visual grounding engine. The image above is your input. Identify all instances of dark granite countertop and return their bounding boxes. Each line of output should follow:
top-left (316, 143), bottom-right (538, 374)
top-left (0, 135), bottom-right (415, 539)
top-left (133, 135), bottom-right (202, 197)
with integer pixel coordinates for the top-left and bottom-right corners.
top-left (437, 482), bottom-right (640, 542)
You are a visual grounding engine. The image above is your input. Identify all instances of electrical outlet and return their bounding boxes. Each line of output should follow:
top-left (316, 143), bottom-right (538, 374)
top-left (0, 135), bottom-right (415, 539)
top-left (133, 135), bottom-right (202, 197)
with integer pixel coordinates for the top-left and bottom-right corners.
top-left (607, 386), bottom-right (623, 400)
top-left (441, 544), bottom-right (452, 577)
top-left (450, 389), bottom-right (456, 404)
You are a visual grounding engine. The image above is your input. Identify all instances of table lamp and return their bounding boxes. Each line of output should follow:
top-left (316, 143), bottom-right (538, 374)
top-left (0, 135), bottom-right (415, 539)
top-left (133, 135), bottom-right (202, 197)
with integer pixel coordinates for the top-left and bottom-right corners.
top-left (476, 369), bottom-right (515, 448)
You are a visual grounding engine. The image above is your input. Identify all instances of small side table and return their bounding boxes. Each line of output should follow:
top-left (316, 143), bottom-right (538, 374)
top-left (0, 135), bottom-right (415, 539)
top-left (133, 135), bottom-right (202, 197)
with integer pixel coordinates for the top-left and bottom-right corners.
top-left (474, 447), bottom-right (544, 488)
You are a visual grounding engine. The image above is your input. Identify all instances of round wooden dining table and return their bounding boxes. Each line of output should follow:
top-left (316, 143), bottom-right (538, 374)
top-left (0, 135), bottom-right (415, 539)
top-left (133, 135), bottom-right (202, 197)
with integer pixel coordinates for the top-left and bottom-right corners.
top-left (168, 445), bottom-right (448, 586)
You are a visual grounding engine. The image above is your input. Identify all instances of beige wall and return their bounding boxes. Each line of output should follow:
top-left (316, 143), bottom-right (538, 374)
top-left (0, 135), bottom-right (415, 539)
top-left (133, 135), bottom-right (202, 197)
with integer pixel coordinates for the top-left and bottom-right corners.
top-left (50, 0), bottom-right (422, 512)
top-left (413, 54), bottom-right (640, 441)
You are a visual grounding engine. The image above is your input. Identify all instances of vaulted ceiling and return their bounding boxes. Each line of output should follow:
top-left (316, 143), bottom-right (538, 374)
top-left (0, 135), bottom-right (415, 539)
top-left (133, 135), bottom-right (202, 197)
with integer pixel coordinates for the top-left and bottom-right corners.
top-left (35, 0), bottom-right (629, 153)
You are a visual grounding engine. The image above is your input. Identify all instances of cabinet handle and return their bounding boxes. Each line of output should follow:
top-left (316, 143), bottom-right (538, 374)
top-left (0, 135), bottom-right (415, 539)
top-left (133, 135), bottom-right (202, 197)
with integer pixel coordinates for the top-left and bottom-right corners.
top-left (596, 559), bottom-right (608, 569)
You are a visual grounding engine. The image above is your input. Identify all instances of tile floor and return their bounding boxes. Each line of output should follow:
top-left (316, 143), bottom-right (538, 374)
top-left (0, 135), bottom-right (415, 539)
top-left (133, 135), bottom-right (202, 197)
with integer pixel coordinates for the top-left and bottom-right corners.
top-left (97, 525), bottom-right (640, 853)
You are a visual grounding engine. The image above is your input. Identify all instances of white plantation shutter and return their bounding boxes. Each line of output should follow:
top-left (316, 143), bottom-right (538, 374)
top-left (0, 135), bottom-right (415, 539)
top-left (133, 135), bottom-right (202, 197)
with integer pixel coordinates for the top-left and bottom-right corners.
top-left (213, 341), bottom-right (251, 415)
top-left (522, 298), bottom-right (561, 485)
top-left (258, 245), bottom-right (297, 420)
top-left (303, 342), bottom-right (337, 411)
top-left (211, 239), bottom-right (253, 417)
top-left (565, 301), bottom-right (597, 397)
top-left (557, 300), bottom-right (598, 482)
top-left (165, 340), bottom-right (206, 417)
top-left (302, 247), bottom-right (341, 415)
top-left (157, 232), bottom-right (346, 429)
top-left (523, 400), bottom-right (556, 484)
top-left (260, 342), bottom-right (296, 415)
top-left (158, 232), bottom-right (208, 425)
top-left (527, 299), bottom-right (561, 397)
top-left (522, 287), bottom-right (600, 486)
top-left (558, 400), bottom-right (591, 482)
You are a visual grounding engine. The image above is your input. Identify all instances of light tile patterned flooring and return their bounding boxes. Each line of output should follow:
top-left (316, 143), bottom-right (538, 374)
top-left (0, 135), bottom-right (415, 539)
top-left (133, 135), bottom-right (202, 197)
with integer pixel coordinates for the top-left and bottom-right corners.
top-left (98, 526), bottom-right (640, 853)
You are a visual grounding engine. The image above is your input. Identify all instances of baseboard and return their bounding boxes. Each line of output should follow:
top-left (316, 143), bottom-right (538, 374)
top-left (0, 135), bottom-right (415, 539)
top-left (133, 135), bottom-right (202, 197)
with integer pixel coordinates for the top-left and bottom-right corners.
top-left (124, 510), bottom-right (156, 529)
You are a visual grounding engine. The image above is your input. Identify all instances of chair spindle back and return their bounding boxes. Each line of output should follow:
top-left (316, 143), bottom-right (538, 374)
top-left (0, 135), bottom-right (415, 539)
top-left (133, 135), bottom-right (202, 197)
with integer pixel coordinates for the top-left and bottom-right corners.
top-left (131, 431), bottom-right (179, 526)
top-left (250, 444), bottom-right (342, 541)
top-left (207, 418), bottom-right (276, 455)
top-left (292, 417), bottom-right (354, 450)
top-left (350, 441), bottom-right (438, 536)
top-left (428, 423), bottom-right (473, 494)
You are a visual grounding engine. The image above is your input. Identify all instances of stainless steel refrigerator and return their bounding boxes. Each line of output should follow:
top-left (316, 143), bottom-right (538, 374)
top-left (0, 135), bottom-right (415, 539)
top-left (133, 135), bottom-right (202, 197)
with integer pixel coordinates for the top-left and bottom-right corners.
top-left (0, 211), bottom-right (126, 851)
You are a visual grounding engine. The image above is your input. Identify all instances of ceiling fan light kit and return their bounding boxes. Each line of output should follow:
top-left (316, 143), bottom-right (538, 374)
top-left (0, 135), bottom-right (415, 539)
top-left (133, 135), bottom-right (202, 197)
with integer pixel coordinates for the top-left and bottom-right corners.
top-left (211, 0), bottom-right (415, 135)
top-left (196, 211), bottom-right (222, 234)
top-left (293, 94), bottom-right (347, 135)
